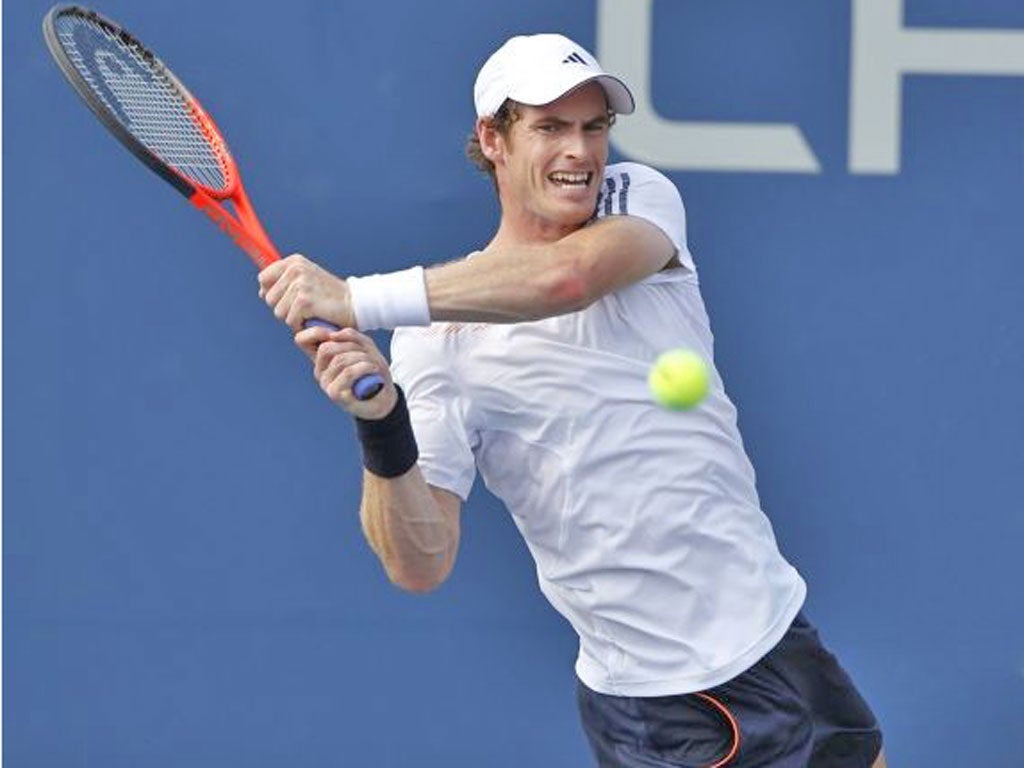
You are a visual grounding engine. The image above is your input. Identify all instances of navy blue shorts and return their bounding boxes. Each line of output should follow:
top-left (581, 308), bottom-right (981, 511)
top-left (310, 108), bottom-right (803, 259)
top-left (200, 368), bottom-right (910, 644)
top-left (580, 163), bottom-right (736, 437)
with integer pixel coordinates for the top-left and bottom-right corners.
top-left (576, 612), bottom-right (882, 767)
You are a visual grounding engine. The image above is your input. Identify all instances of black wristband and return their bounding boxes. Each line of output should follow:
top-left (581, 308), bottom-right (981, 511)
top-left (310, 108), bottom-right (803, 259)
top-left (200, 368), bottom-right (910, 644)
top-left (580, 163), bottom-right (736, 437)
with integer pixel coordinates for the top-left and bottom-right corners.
top-left (355, 385), bottom-right (419, 478)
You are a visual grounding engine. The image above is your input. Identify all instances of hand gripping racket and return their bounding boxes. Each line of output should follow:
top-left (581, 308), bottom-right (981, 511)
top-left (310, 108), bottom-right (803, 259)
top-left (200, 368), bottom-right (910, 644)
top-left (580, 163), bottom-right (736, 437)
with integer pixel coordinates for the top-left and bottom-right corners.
top-left (42, 5), bottom-right (384, 400)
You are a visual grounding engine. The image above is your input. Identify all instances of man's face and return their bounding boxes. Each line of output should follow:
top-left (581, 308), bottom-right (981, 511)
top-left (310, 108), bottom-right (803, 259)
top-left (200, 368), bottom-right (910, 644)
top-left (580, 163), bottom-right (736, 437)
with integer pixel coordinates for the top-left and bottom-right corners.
top-left (493, 83), bottom-right (612, 235)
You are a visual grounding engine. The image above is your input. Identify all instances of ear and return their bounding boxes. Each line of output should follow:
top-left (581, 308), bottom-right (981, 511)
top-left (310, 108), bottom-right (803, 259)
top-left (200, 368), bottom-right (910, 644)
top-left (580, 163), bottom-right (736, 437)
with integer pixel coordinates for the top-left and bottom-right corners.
top-left (477, 117), bottom-right (506, 166)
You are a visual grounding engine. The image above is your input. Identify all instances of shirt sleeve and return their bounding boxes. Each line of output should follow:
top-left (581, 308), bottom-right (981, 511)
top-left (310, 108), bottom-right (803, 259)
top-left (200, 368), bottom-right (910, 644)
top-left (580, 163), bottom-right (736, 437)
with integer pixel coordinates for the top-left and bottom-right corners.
top-left (593, 162), bottom-right (695, 272)
top-left (389, 328), bottom-right (477, 501)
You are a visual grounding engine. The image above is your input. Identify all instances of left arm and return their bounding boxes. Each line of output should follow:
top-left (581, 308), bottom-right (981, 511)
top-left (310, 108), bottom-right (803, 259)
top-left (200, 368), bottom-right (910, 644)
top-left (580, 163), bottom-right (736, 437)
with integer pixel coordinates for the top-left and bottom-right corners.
top-left (257, 215), bottom-right (675, 329)
top-left (425, 216), bottom-right (676, 323)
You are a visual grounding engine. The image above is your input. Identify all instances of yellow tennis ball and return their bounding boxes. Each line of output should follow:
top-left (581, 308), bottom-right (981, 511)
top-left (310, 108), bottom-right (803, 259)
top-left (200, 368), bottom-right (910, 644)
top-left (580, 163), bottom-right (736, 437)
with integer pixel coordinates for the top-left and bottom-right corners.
top-left (649, 349), bottom-right (709, 410)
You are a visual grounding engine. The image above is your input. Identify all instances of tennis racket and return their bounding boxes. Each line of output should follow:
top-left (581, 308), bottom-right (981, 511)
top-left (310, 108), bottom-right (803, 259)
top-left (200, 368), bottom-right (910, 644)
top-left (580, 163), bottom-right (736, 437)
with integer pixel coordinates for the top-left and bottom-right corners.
top-left (42, 5), bottom-right (384, 400)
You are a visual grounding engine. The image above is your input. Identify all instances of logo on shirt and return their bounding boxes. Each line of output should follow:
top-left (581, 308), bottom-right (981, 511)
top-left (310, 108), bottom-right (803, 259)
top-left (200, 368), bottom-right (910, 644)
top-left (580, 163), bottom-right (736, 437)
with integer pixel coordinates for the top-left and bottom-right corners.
top-left (593, 171), bottom-right (632, 220)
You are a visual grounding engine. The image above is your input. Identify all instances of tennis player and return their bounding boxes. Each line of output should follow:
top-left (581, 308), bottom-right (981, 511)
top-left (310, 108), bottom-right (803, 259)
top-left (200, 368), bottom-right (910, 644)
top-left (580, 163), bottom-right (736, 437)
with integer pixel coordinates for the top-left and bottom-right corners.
top-left (259, 33), bottom-right (887, 768)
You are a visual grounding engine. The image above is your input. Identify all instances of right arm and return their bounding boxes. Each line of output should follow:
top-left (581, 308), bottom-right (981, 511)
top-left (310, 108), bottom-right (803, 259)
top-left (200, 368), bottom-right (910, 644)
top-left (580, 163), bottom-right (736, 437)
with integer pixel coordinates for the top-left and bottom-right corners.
top-left (359, 466), bottom-right (461, 593)
top-left (300, 326), bottom-right (461, 593)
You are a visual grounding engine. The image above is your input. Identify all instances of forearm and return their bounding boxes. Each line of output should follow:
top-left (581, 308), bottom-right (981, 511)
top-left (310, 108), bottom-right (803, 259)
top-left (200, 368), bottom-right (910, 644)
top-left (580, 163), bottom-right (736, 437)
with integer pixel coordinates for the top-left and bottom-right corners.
top-left (424, 218), bottom-right (674, 323)
top-left (360, 466), bottom-right (459, 592)
top-left (425, 243), bottom-right (585, 323)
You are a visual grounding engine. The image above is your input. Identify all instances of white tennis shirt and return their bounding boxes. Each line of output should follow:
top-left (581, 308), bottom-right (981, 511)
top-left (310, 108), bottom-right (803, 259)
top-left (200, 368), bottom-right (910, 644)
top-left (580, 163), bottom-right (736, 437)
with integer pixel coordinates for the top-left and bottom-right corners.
top-left (391, 162), bottom-right (806, 696)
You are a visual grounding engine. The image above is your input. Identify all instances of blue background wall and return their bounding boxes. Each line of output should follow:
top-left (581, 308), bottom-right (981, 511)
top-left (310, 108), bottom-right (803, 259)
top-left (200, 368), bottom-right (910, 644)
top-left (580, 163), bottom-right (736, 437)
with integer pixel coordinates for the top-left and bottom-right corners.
top-left (5, 1), bottom-right (1023, 765)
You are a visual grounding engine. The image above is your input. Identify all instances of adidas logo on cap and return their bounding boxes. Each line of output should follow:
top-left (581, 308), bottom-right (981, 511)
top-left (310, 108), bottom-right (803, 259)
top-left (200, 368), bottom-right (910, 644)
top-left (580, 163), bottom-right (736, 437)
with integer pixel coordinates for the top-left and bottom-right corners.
top-left (562, 51), bottom-right (587, 64)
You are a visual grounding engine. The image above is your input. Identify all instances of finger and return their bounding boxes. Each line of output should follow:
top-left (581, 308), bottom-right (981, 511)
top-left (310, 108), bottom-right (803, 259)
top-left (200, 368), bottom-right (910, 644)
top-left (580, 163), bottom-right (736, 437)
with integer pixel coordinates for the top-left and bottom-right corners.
top-left (264, 265), bottom-right (298, 309)
top-left (329, 327), bottom-right (372, 345)
top-left (321, 352), bottom-right (379, 401)
top-left (286, 291), bottom-right (314, 331)
top-left (326, 359), bottom-right (379, 403)
top-left (329, 331), bottom-right (390, 379)
top-left (319, 354), bottom-right (366, 404)
top-left (257, 260), bottom-right (287, 292)
top-left (272, 289), bottom-right (292, 324)
top-left (323, 350), bottom-right (371, 381)
top-left (329, 329), bottom-right (383, 363)
top-left (296, 326), bottom-right (332, 346)
top-left (295, 326), bottom-right (332, 358)
top-left (317, 340), bottom-right (365, 357)
top-left (314, 343), bottom-right (366, 378)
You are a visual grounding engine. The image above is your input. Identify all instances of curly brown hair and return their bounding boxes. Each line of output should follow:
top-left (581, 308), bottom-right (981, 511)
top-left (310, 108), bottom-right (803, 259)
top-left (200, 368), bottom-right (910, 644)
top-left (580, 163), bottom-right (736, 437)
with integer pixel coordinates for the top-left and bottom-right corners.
top-left (465, 100), bottom-right (522, 177)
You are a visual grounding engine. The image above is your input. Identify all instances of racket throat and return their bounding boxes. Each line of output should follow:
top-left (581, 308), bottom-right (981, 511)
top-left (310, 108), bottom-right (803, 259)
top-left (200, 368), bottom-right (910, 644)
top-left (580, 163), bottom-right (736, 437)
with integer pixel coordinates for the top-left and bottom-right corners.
top-left (189, 188), bottom-right (280, 269)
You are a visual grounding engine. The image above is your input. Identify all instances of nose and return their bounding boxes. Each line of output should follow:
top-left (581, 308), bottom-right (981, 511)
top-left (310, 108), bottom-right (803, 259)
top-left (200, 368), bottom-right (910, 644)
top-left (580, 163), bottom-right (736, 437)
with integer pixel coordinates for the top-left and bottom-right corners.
top-left (563, 126), bottom-right (587, 159)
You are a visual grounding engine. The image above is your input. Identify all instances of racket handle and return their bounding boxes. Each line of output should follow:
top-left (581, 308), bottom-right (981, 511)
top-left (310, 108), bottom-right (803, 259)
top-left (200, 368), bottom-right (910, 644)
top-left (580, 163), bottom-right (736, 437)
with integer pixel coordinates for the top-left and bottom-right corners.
top-left (352, 374), bottom-right (385, 401)
top-left (303, 318), bottom-right (385, 401)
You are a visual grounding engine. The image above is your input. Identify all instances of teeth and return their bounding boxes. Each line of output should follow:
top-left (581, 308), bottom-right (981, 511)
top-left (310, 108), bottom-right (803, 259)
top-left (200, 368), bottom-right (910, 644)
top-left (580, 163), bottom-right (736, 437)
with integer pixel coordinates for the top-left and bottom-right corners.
top-left (549, 171), bottom-right (591, 186)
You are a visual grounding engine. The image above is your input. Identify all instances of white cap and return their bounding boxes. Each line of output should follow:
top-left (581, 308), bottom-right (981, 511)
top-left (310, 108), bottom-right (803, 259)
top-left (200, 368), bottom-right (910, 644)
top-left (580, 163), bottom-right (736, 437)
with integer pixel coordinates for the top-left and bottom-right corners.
top-left (473, 33), bottom-right (635, 118)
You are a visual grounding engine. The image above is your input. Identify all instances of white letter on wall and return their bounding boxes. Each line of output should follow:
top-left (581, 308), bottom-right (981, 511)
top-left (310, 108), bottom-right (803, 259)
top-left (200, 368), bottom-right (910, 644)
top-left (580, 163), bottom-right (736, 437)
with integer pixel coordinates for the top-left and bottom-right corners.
top-left (850, 0), bottom-right (1024, 174)
top-left (596, 0), bottom-right (821, 173)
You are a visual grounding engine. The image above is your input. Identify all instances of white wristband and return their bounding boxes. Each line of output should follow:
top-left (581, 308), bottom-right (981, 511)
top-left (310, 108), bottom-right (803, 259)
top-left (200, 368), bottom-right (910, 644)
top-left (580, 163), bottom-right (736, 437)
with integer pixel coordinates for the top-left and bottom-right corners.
top-left (347, 266), bottom-right (431, 331)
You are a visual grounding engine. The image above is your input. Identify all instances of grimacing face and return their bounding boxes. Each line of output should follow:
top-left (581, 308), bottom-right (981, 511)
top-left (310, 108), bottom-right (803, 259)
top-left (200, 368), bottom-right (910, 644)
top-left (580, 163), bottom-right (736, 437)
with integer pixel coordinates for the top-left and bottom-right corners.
top-left (490, 82), bottom-right (612, 237)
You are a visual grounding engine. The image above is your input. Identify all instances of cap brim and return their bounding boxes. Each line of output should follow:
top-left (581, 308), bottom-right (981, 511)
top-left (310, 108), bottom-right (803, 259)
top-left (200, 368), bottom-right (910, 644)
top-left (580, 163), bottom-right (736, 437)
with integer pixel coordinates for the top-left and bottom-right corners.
top-left (511, 72), bottom-right (635, 115)
top-left (593, 74), bottom-right (635, 115)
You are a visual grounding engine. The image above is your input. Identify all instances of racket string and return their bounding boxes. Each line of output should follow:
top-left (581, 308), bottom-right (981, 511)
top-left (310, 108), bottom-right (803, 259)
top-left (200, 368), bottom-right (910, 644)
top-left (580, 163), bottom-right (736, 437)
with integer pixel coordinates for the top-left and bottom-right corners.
top-left (56, 15), bottom-right (232, 193)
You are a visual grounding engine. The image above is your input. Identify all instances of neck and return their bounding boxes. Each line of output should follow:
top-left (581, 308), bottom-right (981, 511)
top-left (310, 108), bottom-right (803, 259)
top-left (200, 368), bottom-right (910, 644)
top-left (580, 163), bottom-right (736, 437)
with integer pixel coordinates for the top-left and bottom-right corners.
top-left (486, 202), bottom-right (585, 252)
